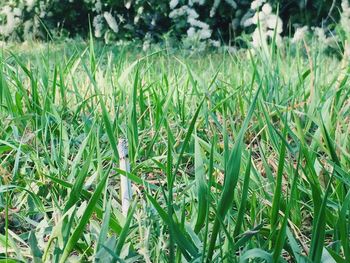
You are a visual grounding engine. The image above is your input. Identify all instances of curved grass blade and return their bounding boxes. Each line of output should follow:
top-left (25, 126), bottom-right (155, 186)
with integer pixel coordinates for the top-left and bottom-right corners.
top-left (233, 150), bottom-right (252, 239)
top-left (273, 152), bottom-right (301, 262)
top-left (194, 135), bottom-right (208, 233)
top-left (146, 193), bottom-right (199, 260)
top-left (309, 121), bottom-right (339, 262)
top-left (59, 172), bottom-right (109, 263)
top-left (115, 202), bottom-right (137, 255)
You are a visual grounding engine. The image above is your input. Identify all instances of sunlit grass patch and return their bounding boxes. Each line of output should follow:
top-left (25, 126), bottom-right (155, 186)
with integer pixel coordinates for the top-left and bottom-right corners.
top-left (0, 40), bottom-right (349, 262)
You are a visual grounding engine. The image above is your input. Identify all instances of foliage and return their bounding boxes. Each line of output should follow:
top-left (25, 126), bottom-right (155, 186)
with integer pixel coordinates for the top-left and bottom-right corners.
top-left (0, 0), bottom-right (344, 45)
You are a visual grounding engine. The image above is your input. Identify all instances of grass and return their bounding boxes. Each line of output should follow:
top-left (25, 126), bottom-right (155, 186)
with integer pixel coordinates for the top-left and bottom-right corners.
top-left (0, 39), bottom-right (349, 262)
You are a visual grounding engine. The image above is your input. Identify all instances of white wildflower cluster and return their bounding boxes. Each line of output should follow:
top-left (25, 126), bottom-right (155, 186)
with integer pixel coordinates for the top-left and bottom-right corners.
top-left (341, 0), bottom-right (350, 34)
top-left (244, 1), bottom-right (283, 48)
top-left (142, 32), bottom-right (152, 51)
top-left (0, 5), bottom-right (22, 37)
top-left (312, 26), bottom-right (338, 48)
top-left (170, 0), bottom-right (179, 9)
top-left (169, 0), bottom-right (240, 49)
top-left (169, 4), bottom-right (212, 41)
top-left (92, 6), bottom-right (120, 39)
top-left (0, 0), bottom-right (54, 39)
top-left (93, 14), bottom-right (103, 38)
top-left (341, 0), bottom-right (350, 57)
top-left (25, 0), bottom-right (35, 12)
top-left (290, 25), bottom-right (337, 50)
top-left (94, 0), bottom-right (102, 12)
top-left (251, 0), bottom-right (265, 10)
top-left (292, 26), bottom-right (308, 43)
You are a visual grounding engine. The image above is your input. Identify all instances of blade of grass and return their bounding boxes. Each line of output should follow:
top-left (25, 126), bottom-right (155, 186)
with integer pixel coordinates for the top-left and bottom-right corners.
top-left (233, 150), bottom-right (252, 239)
top-left (206, 87), bottom-right (260, 262)
top-left (59, 172), bottom-right (109, 263)
top-left (115, 202), bottom-right (137, 255)
top-left (194, 134), bottom-right (208, 233)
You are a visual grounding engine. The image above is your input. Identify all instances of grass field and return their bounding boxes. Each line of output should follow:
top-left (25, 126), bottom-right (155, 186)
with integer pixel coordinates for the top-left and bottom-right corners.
top-left (0, 39), bottom-right (350, 262)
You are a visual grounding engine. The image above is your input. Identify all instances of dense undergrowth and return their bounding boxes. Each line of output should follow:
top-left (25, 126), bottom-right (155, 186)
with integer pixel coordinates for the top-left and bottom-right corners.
top-left (0, 39), bottom-right (350, 262)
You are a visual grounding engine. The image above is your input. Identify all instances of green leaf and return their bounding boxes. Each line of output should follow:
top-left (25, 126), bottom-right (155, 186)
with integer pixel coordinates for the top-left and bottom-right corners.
top-left (59, 172), bottom-right (109, 263)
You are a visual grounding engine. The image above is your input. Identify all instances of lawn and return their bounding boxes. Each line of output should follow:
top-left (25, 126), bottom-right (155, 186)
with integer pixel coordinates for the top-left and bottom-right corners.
top-left (0, 40), bottom-right (349, 262)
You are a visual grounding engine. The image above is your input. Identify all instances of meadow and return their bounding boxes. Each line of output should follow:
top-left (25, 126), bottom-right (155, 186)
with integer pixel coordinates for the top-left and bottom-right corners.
top-left (0, 39), bottom-right (349, 262)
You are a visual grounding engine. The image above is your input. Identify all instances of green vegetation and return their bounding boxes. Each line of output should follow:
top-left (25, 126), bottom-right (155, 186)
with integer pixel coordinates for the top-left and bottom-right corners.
top-left (0, 39), bottom-right (349, 262)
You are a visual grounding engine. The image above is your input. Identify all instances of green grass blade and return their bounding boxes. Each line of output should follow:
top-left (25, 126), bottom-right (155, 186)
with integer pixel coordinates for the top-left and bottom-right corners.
top-left (206, 86), bottom-right (260, 262)
top-left (194, 135), bottom-right (208, 233)
top-left (115, 202), bottom-right (137, 255)
top-left (233, 150), bottom-right (252, 239)
top-left (59, 172), bottom-right (109, 263)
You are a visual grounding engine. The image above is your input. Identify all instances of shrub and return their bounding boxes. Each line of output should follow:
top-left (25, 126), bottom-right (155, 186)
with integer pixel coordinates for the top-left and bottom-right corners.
top-left (0, 0), bottom-right (344, 45)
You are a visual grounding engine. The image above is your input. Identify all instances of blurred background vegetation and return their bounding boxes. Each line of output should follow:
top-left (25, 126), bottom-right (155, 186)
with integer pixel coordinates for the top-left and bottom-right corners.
top-left (0, 0), bottom-right (343, 45)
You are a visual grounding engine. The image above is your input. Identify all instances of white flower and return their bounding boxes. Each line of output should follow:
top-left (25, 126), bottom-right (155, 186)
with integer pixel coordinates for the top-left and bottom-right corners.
top-left (341, 0), bottom-right (350, 33)
top-left (262, 3), bottom-right (272, 15)
top-left (313, 27), bottom-right (326, 42)
top-left (143, 40), bottom-right (150, 51)
top-left (104, 12), bottom-right (118, 33)
top-left (199, 28), bottom-right (212, 39)
top-left (252, 11), bottom-right (267, 25)
top-left (187, 27), bottom-right (196, 38)
top-left (266, 15), bottom-right (282, 33)
top-left (188, 17), bottom-right (209, 29)
top-left (186, 26), bottom-right (211, 41)
top-left (342, 0), bottom-right (350, 17)
top-left (94, 0), bottom-right (102, 12)
top-left (226, 46), bottom-right (236, 53)
top-left (344, 42), bottom-right (350, 57)
top-left (311, 27), bottom-right (337, 48)
top-left (169, 5), bottom-right (188, 18)
top-left (169, 0), bottom-right (179, 9)
top-left (187, 8), bottom-right (199, 19)
top-left (274, 34), bottom-right (283, 46)
top-left (251, 0), bottom-right (265, 10)
top-left (0, 6), bottom-right (22, 37)
top-left (248, 2), bottom-right (283, 49)
top-left (243, 17), bottom-right (254, 27)
top-left (210, 40), bottom-right (221, 47)
top-left (210, 0), bottom-right (220, 17)
top-left (292, 26), bottom-right (308, 43)
top-left (23, 20), bottom-right (33, 39)
top-left (125, 1), bottom-right (131, 9)
top-left (26, 0), bottom-right (35, 12)
top-left (38, 1), bottom-right (47, 18)
top-left (93, 15), bottom-right (103, 38)
top-left (252, 29), bottom-right (265, 48)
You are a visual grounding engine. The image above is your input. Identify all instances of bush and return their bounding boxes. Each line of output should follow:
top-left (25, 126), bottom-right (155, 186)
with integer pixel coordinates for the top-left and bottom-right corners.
top-left (0, 0), bottom-right (344, 45)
